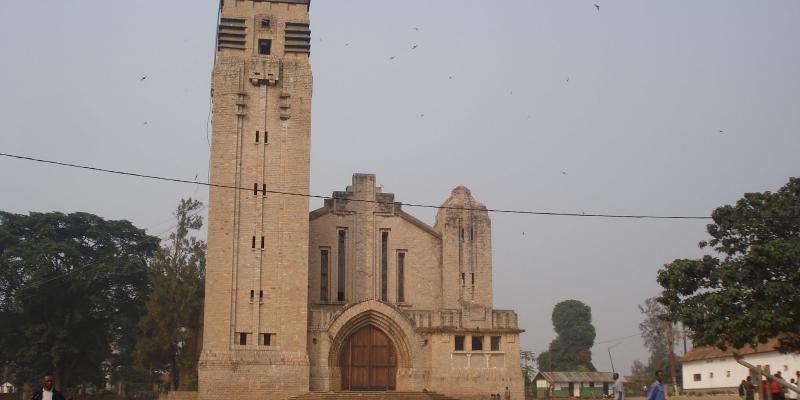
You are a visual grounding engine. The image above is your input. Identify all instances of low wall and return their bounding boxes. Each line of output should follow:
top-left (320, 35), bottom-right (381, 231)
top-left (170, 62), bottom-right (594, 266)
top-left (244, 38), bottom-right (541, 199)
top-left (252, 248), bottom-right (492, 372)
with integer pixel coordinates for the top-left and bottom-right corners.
top-left (158, 391), bottom-right (197, 400)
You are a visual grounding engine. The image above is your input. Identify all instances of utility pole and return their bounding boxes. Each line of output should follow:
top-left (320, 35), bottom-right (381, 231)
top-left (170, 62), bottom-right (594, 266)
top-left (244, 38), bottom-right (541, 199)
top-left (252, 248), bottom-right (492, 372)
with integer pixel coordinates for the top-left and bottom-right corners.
top-left (608, 343), bottom-right (621, 373)
top-left (664, 321), bottom-right (680, 396)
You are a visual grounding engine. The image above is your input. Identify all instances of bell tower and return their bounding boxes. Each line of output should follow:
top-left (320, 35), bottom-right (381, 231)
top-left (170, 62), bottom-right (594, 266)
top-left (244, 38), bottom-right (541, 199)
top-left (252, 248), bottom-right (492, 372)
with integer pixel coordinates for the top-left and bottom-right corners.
top-left (199, 1), bottom-right (312, 399)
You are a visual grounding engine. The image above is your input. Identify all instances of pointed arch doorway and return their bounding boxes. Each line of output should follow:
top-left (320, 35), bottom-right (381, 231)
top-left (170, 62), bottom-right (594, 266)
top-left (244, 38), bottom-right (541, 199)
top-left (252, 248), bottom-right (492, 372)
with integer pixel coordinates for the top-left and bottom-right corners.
top-left (339, 325), bottom-right (397, 391)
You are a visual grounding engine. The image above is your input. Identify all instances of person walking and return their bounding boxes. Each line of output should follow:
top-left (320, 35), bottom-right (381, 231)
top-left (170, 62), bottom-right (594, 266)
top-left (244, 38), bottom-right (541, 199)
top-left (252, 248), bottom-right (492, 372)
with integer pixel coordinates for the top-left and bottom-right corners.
top-left (772, 372), bottom-right (786, 400)
top-left (613, 372), bottom-right (625, 400)
top-left (788, 379), bottom-right (798, 400)
top-left (741, 380), bottom-right (748, 400)
top-left (745, 376), bottom-right (756, 400)
top-left (504, 386), bottom-right (511, 400)
top-left (30, 374), bottom-right (65, 400)
top-left (646, 370), bottom-right (666, 400)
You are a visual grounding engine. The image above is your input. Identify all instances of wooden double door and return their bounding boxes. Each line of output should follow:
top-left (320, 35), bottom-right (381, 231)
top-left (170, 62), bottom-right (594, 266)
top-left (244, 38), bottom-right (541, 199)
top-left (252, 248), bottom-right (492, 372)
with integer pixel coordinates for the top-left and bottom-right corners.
top-left (340, 325), bottom-right (397, 391)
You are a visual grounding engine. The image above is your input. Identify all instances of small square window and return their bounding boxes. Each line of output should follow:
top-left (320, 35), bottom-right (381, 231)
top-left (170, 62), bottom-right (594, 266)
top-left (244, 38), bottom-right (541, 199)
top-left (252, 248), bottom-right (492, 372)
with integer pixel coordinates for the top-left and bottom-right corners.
top-left (261, 19), bottom-right (270, 29)
top-left (258, 39), bottom-right (272, 55)
top-left (693, 374), bottom-right (701, 382)
top-left (263, 333), bottom-right (272, 346)
top-left (472, 336), bottom-right (483, 351)
top-left (238, 332), bottom-right (247, 345)
top-left (454, 335), bottom-right (465, 351)
top-left (709, 372), bottom-right (714, 378)
top-left (490, 336), bottom-right (501, 351)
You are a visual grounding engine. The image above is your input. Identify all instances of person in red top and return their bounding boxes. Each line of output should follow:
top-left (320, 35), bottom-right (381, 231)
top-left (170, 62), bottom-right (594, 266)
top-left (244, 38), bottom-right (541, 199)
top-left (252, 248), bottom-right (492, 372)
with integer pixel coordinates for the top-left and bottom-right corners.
top-left (772, 372), bottom-right (786, 400)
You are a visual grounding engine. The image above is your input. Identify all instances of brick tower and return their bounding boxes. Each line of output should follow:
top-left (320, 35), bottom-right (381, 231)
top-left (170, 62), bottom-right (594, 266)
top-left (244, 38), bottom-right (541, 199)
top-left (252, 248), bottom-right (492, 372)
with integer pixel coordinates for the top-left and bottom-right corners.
top-left (198, 1), bottom-right (312, 399)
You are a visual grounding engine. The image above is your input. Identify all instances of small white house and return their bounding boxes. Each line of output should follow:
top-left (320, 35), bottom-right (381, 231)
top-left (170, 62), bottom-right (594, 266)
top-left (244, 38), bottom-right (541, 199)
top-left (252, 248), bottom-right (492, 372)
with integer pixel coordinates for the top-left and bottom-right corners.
top-left (0, 382), bottom-right (15, 394)
top-left (682, 338), bottom-right (800, 392)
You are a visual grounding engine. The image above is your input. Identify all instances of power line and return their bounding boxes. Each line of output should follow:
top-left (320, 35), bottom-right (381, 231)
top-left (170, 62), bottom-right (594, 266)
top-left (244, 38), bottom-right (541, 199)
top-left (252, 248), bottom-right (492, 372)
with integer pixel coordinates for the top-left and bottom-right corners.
top-left (0, 152), bottom-right (713, 220)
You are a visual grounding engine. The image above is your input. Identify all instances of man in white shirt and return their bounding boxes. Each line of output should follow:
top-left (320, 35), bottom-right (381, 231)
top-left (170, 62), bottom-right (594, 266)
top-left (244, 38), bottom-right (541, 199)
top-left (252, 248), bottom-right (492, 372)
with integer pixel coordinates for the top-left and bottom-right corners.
top-left (612, 373), bottom-right (625, 400)
top-left (30, 374), bottom-right (65, 400)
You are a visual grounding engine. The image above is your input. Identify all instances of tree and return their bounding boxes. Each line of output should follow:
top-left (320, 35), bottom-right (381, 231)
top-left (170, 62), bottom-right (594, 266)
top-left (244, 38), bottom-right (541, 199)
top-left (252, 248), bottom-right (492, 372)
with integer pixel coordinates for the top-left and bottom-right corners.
top-left (134, 199), bottom-right (205, 391)
top-left (0, 211), bottom-right (158, 390)
top-left (637, 297), bottom-right (680, 383)
top-left (537, 300), bottom-right (596, 371)
top-left (657, 177), bottom-right (800, 353)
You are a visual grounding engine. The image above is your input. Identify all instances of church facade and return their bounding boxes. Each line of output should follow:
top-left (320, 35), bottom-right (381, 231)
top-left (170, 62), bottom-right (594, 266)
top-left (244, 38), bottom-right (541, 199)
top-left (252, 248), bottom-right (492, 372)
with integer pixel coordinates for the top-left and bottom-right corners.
top-left (198, 1), bottom-right (524, 400)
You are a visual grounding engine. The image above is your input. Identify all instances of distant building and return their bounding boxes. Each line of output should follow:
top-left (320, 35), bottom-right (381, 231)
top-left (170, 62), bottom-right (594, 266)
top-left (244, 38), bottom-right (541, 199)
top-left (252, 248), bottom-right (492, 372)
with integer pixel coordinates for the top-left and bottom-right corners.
top-left (532, 371), bottom-right (617, 398)
top-left (0, 382), bottom-right (15, 394)
top-left (682, 338), bottom-right (800, 392)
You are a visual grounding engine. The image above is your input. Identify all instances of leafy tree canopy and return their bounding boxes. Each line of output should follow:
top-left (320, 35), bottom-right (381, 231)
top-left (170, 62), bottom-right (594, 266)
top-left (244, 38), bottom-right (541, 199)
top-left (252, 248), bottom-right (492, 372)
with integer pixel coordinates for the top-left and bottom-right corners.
top-left (0, 211), bottom-right (158, 389)
top-left (537, 299), bottom-right (596, 371)
top-left (657, 177), bottom-right (800, 353)
top-left (134, 199), bottom-right (205, 391)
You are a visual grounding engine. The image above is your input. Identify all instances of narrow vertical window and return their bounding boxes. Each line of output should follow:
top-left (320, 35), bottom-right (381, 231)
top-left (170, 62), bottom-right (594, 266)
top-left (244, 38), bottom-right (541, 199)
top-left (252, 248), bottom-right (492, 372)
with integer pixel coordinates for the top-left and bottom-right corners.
top-left (262, 184), bottom-right (267, 195)
top-left (380, 231), bottom-right (388, 301)
top-left (251, 236), bottom-right (256, 249)
top-left (397, 252), bottom-right (405, 303)
top-left (249, 289), bottom-right (254, 302)
top-left (454, 335), bottom-right (465, 351)
top-left (258, 39), bottom-right (272, 55)
top-left (337, 230), bottom-right (346, 302)
top-left (472, 336), bottom-right (484, 351)
top-left (260, 236), bottom-right (265, 249)
top-left (253, 183), bottom-right (258, 195)
top-left (471, 273), bottom-right (475, 285)
top-left (259, 290), bottom-right (263, 302)
top-left (239, 332), bottom-right (247, 345)
top-left (460, 273), bottom-right (465, 286)
top-left (320, 249), bottom-right (329, 302)
top-left (490, 336), bottom-right (501, 351)
top-left (264, 131), bottom-right (269, 143)
top-left (256, 130), bottom-right (260, 143)
top-left (263, 333), bottom-right (271, 346)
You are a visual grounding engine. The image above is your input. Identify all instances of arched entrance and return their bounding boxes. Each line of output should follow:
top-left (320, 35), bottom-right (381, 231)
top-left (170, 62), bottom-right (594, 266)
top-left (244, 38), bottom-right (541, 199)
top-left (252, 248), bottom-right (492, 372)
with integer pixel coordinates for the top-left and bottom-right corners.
top-left (339, 325), bottom-right (397, 391)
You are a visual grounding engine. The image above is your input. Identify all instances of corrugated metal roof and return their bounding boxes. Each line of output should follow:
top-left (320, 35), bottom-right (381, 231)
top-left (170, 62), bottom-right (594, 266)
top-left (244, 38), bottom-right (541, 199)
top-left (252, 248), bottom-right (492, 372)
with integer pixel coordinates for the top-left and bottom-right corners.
top-left (681, 338), bottom-right (781, 362)
top-left (536, 371), bottom-right (617, 383)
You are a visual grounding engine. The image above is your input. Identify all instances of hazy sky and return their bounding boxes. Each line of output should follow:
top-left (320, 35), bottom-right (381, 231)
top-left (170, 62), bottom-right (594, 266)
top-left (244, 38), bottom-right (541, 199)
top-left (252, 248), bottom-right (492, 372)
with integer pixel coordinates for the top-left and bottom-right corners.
top-left (1, 1), bottom-right (799, 374)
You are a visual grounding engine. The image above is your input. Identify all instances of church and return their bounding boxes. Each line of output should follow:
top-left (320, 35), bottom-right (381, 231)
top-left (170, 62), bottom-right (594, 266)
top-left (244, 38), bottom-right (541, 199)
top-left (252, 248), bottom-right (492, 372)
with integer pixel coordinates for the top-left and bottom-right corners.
top-left (198, 1), bottom-right (524, 399)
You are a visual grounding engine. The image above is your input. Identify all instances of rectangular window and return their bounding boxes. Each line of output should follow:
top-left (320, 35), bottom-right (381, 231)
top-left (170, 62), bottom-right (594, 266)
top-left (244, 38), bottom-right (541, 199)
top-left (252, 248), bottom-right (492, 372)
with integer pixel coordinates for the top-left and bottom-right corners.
top-left (258, 39), bottom-right (272, 55)
top-left (461, 273), bottom-right (465, 286)
top-left (251, 235), bottom-right (256, 248)
top-left (262, 333), bottom-right (271, 346)
top-left (397, 252), bottom-right (405, 303)
top-left (471, 336), bottom-right (483, 351)
top-left (471, 273), bottom-right (475, 285)
top-left (261, 19), bottom-right (270, 29)
top-left (490, 336), bottom-right (501, 351)
top-left (256, 130), bottom-right (260, 143)
top-left (253, 183), bottom-right (258, 195)
top-left (238, 332), bottom-right (247, 345)
top-left (264, 131), bottom-right (269, 143)
top-left (709, 372), bottom-right (714, 378)
top-left (249, 289), bottom-right (254, 302)
top-left (259, 290), bottom-right (263, 302)
top-left (454, 335), bottom-right (465, 351)
top-left (320, 249), bottom-right (329, 302)
top-left (693, 374), bottom-right (701, 382)
top-left (381, 231), bottom-right (388, 301)
top-left (337, 230), bottom-right (346, 302)
top-left (260, 236), bottom-right (265, 249)
top-left (262, 184), bottom-right (267, 196)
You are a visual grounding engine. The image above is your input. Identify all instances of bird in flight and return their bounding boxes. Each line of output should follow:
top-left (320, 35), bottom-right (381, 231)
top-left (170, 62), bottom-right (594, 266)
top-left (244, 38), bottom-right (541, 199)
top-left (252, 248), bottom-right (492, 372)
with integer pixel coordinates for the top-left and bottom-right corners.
top-left (413, 27), bottom-right (420, 31)
top-left (143, 121), bottom-right (148, 125)
top-left (411, 44), bottom-right (419, 50)
top-left (140, 76), bottom-right (147, 81)
top-left (389, 56), bottom-right (396, 60)
top-left (594, 3), bottom-right (600, 11)
top-left (562, 170), bottom-right (567, 175)
top-left (566, 77), bottom-right (570, 83)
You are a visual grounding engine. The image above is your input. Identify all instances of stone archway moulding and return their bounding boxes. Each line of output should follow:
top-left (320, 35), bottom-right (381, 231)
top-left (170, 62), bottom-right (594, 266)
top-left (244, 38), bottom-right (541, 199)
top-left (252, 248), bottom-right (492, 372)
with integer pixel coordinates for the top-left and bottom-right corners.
top-left (326, 300), bottom-right (417, 369)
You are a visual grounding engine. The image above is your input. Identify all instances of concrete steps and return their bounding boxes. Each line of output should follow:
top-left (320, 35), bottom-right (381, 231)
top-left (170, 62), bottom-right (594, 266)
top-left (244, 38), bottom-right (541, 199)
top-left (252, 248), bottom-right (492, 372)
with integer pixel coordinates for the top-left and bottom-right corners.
top-left (285, 391), bottom-right (461, 400)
